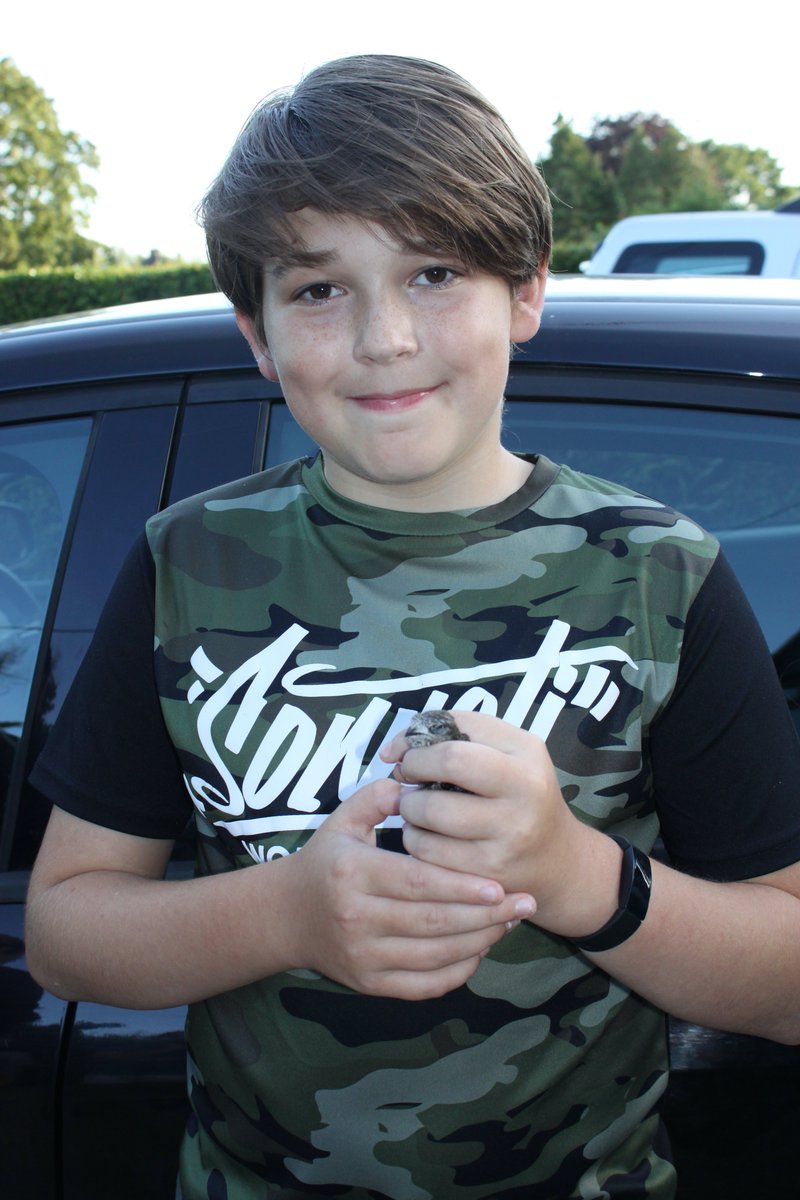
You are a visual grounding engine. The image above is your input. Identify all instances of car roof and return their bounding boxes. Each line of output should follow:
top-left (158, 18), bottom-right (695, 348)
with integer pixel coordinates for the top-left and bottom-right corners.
top-left (534, 275), bottom-right (800, 380)
top-left (2, 276), bottom-right (800, 391)
top-left (597, 210), bottom-right (799, 233)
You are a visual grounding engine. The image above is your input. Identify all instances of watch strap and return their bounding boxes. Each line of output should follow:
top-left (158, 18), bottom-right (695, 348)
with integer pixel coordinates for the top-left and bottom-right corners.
top-left (573, 834), bottom-right (652, 953)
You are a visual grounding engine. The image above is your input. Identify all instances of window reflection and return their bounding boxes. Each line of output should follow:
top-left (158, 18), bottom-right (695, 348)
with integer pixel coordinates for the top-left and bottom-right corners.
top-left (502, 401), bottom-right (800, 655)
top-left (0, 420), bottom-right (91, 831)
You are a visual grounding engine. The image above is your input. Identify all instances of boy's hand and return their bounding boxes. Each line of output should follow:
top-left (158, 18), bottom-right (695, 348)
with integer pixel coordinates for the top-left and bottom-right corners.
top-left (284, 778), bottom-right (535, 1000)
top-left (381, 711), bottom-right (617, 939)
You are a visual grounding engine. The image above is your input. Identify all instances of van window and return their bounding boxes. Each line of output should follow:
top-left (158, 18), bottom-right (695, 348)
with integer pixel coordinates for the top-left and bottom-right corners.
top-left (613, 240), bottom-right (765, 275)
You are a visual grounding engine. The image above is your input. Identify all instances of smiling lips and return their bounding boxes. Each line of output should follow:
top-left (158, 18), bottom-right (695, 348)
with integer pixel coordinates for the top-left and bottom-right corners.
top-left (349, 385), bottom-right (441, 412)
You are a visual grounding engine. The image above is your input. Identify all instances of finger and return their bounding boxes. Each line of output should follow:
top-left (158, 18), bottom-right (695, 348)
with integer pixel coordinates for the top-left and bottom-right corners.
top-left (317, 827), bottom-right (512, 908)
top-left (324, 777), bottom-right (403, 839)
top-left (446, 710), bottom-right (542, 753)
top-left (401, 821), bottom-right (505, 879)
top-left (381, 710), bottom-right (537, 765)
top-left (394, 738), bottom-right (497, 798)
top-left (373, 848), bottom-right (521, 908)
top-left (372, 924), bottom-right (511, 975)
top-left (361, 956), bottom-right (486, 1000)
top-left (362, 915), bottom-right (533, 998)
top-left (397, 729), bottom-right (556, 804)
top-left (362, 891), bottom-right (535, 941)
top-left (379, 729), bottom-right (412, 763)
top-left (400, 787), bottom-right (492, 839)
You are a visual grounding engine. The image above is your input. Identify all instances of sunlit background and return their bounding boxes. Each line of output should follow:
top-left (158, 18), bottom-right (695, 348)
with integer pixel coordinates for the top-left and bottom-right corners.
top-left (6, 0), bottom-right (798, 263)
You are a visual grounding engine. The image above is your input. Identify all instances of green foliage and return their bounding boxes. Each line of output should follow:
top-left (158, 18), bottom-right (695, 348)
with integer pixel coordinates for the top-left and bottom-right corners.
top-left (540, 116), bottom-right (619, 242)
top-left (0, 58), bottom-right (100, 270)
top-left (549, 238), bottom-right (598, 274)
top-left (540, 111), bottom-right (796, 245)
top-left (700, 141), bottom-right (791, 209)
top-left (0, 264), bottom-right (216, 326)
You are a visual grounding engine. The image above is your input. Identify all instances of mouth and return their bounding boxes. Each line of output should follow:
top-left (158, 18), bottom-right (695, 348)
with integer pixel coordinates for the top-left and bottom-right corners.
top-left (348, 385), bottom-right (441, 412)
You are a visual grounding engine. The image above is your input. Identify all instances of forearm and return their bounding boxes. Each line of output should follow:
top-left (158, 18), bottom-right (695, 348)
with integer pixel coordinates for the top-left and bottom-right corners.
top-left (25, 857), bottom-right (300, 1009)
top-left (582, 859), bottom-right (800, 1045)
top-left (533, 821), bottom-right (800, 1043)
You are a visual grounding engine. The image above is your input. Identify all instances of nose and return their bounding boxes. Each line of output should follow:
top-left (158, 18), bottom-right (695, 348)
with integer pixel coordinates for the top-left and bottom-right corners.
top-left (353, 292), bottom-right (418, 364)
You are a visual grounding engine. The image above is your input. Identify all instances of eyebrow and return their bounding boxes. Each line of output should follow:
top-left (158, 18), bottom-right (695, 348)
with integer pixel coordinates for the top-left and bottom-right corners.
top-left (268, 250), bottom-right (338, 280)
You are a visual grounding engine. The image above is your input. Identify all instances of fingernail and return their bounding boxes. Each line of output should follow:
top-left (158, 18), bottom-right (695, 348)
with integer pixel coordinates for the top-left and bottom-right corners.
top-left (505, 919), bottom-right (520, 932)
top-left (515, 898), bottom-right (534, 918)
top-left (480, 885), bottom-right (501, 903)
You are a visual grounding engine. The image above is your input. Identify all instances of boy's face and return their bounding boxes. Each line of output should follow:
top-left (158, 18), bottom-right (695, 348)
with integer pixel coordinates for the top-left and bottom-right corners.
top-left (237, 210), bottom-right (544, 510)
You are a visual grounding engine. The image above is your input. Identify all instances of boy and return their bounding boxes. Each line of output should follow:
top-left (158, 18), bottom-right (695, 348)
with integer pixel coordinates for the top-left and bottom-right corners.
top-left (25, 54), bottom-right (800, 1199)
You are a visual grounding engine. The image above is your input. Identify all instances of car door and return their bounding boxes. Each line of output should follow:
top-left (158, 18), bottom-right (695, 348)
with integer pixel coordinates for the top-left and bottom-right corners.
top-left (500, 364), bottom-right (800, 1199)
top-left (0, 366), bottom-right (306, 1200)
top-left (54, 375), bottom-right (282, 1200)
top-left (0, 380), bottom-right (181, 1198)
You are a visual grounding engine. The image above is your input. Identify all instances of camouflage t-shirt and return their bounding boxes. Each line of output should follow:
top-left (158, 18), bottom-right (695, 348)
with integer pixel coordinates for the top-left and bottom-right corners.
top-left (147, 453), bottom-right (718, 1200)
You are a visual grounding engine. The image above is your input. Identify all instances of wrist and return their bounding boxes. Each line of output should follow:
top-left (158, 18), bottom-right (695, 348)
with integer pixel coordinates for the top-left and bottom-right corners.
top-left (530, 822), bottom-right (654, 947)
top-left (572, 835), bottom-right (652, 953)
top-left (239, 851), bottom-right (308, 977)
top-left (529, 822), bottom-right (623, 937)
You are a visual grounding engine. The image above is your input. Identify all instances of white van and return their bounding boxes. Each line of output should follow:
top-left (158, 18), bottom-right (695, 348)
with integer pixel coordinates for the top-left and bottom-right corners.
top-left (581, 208), bottom-right (800, 277)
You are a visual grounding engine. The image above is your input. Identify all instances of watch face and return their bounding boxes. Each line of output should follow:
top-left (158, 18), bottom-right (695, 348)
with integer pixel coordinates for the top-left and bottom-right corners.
top-left (629, 850), bottom-right (652, 921)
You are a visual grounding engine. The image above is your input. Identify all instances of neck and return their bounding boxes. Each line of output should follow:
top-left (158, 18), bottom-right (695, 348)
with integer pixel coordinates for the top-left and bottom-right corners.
top-left (322, 449), bottom-right (534, 513)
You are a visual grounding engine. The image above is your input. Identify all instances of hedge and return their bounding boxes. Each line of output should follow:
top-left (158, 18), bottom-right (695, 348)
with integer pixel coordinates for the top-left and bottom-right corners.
top-left (548, 239), bottom-right (598, 274)
top-left (0, 264), bottom-right (216, 327)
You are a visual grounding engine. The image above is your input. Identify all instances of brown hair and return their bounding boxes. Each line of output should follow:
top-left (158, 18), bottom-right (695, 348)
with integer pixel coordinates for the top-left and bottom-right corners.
top-left (198, 54), bottom-right (551, 342)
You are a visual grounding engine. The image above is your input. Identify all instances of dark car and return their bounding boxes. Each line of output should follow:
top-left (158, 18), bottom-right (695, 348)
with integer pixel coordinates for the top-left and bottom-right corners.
top-left (1, 277), bottom-right (799, 1200)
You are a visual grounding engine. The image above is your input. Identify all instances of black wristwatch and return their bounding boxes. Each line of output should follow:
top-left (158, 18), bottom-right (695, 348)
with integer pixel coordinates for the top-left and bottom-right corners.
top-left (573, 834), bottom-right (652, 953)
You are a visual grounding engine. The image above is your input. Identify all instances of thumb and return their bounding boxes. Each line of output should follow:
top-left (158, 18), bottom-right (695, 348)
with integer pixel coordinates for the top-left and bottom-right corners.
top-left (327, 778), bottom-right (403, 842)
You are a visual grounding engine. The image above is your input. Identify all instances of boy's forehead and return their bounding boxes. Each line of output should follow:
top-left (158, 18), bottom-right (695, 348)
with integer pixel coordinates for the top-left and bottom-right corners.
top-left (265, 208), bottom-right (440, 276)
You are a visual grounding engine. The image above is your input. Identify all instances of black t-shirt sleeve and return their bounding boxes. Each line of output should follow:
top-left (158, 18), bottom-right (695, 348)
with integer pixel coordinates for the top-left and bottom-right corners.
top-left (652, 552), bottom-right (800, 881)
top-left (29, 533), bottom-right (192, 839)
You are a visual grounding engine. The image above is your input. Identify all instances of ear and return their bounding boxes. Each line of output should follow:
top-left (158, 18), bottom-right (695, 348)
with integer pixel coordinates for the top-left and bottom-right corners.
top-left (234, 310), bottom-right (280, 383)
top-left (509, 269), bottom-right (547, 344)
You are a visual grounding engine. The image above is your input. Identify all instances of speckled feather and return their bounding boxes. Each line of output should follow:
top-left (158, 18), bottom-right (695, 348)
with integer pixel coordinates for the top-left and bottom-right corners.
top-left (405, 710), bottom-right (470, 790)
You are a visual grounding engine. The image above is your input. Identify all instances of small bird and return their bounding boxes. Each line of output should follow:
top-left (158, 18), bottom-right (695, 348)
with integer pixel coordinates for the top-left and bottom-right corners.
top-left (405, 710), bottom-right (470, 791)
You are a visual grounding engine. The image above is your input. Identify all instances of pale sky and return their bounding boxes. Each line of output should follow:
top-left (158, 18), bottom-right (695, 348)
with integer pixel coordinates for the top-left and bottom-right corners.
top-left (5, 0), bottom-right (798, 262)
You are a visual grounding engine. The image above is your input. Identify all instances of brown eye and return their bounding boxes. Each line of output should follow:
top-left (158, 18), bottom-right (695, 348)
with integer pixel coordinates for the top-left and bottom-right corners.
top-left (304, 284), bottom-right (333, 301)
top-left (415, 266), bottom-right (459, 288)
top-left (296, 282), bottom-right (343, 303)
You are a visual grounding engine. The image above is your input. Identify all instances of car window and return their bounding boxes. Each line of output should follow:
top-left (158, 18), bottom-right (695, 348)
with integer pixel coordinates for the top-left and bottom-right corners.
top-left (0, 418), bottom-right (91, 860)
top-left (8, 405), bottom-right (178, 872)
top-left (502, 400), bottom-right (800, 655)
top-left (265, 403), bottom-right (318, 467)
top-left (613, 240), bottom-right (765, 276)
top-left (167, 401), bottom-right (264, 505)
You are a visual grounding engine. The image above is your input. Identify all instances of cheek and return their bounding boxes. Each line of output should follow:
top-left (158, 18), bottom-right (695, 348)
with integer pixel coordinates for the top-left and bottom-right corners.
top-left (275, 328), bottom-right (342, 392)
top-left (466, 324), bottom-right (515, 391)
top-left (446, 297), bottom-right (513, 360)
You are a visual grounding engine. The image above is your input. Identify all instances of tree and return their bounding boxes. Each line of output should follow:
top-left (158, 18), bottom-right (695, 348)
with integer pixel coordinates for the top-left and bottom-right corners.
top-left (538, 116), bottom-right (619, 242)
top-left (0, 58), bottom-right (99, 270)
top-left (589, 113), bottom-right (726, 212)
top-left (587, 113), bottom-right (675, 175)
top-left (542, 110), bottom-right (795, 247)
top-left (700, 141), bottom-right (793, 210)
